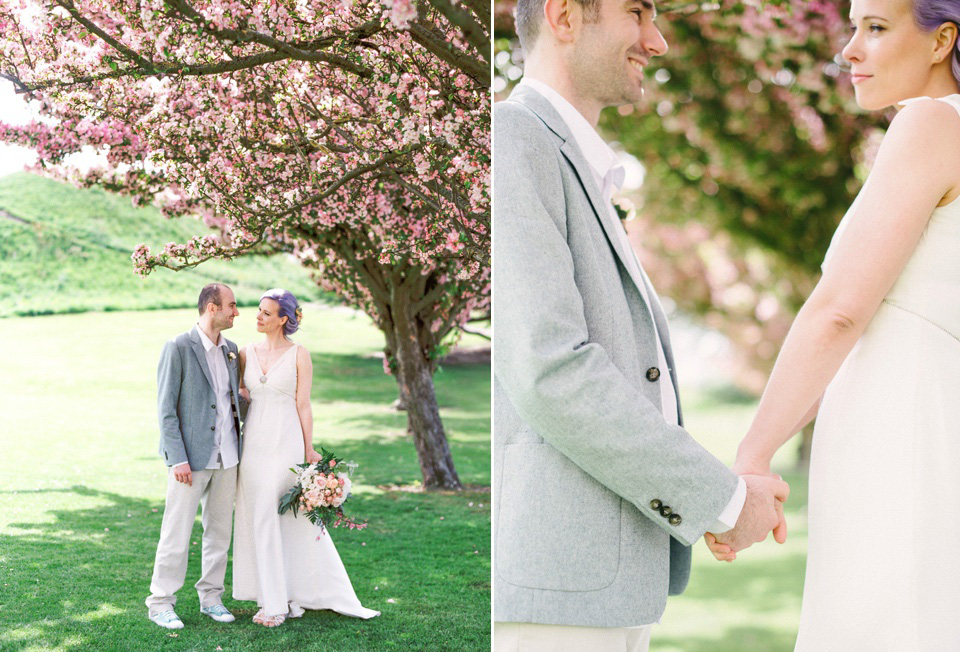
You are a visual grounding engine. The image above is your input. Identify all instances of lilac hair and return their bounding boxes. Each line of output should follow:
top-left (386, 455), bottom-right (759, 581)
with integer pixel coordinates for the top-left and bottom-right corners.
top-left (261, 288), bottom-right (301, 336)
top-left (913, 0), bottom-right (960, 85)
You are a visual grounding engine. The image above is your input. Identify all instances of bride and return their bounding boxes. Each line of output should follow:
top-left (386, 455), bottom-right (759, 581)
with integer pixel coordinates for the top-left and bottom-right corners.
top-left (706, 0), bottom-right (960, 647)
top-left (232, 288), bottom-right (380, 627)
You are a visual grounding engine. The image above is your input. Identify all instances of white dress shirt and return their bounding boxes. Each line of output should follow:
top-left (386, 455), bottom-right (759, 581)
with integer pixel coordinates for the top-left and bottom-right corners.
top-left (195, 325), bottom-right (239, 471)
top-left (519, 78), bottom-right (746, 533)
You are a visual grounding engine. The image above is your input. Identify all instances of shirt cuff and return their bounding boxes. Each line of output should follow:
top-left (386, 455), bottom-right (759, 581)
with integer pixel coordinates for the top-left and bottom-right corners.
top-left (709, 476), bottom-right (746, 534)
top-left (172, 462), bottom-right (190, 471)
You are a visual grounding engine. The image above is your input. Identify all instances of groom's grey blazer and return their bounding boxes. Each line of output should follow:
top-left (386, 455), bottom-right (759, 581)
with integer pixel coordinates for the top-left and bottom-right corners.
top-left (156, 326), bottom-right (244, 470)
top-left (493, 85), bottom-right (739, 628)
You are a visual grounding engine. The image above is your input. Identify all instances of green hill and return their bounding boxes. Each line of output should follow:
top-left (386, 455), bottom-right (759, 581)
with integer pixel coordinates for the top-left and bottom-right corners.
top-left (0, 172), bottom-right (329, 317)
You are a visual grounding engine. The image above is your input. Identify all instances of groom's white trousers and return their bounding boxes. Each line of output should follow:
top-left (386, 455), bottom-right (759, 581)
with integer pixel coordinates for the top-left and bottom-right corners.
top-left (494, 622), bottom-right (651, 651)
top-left (146, 465), bottom-right (237, 614)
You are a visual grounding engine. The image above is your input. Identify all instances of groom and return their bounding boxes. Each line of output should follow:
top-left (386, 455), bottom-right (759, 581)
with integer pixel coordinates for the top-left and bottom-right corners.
top-left (493, 0), bottom-right (788, 648)
top-left (146, 283), bottom-right (245, 629)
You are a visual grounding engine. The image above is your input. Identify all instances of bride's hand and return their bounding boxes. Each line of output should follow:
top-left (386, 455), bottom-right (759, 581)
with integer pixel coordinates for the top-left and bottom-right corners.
top-left (239, 387), bottom-right (250, 403)
top-left (704, 532), bottom-right (737, 562)
top-left (305, 448), bottom-right (322, 465)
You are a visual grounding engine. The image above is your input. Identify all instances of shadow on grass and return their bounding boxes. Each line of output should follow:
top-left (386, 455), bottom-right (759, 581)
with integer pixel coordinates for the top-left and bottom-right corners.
top-left (0, 485), bottom-right (490, 651)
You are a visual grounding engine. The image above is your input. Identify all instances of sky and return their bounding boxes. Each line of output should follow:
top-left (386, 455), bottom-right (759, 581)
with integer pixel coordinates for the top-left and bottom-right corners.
top-left (0, 84), bottom-right (104, 177)
top-left (0, 85), bottom-right (39, 177)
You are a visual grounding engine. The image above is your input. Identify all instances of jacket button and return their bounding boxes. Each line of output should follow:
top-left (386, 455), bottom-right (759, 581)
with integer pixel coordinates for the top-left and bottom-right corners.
top-left (210, 426), bottom-right (215, 431)
top-left (646, 367), bottom-right (660, 381)
top-left (668, 514), bottom-right (682, 526)
top-left (659, 505), bottom-right (672, 517)
top-left (650, 499), bottom-right (662, 510)
top-left (211, 404), bottom-right (216, 409)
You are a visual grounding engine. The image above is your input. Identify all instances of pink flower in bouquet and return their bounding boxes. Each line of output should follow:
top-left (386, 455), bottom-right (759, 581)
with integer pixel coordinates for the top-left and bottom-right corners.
top-left (278, 450), bottom-right (366, 532)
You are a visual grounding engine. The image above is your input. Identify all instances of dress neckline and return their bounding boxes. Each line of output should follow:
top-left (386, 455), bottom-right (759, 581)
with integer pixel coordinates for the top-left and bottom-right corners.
top-left (252, 343), bottom-right (297, 378)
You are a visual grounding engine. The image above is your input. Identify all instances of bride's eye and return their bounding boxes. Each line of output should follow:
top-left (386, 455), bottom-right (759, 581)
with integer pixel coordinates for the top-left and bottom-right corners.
top-left (868, 23), bottom-right (885, 32)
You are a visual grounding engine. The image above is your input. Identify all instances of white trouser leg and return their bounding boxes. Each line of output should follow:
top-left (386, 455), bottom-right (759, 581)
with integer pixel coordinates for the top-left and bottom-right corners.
top-left (195, 465), bottom-right (237, 607)
top-left (146, 468), bottom-right (210, 614)
top-left (494, 622), bottom-right (652, 652)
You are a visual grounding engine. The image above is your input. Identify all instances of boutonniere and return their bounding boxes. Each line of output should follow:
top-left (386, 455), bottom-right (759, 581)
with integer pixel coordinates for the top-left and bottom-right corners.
top-left (612, 195), bottom-right (636, 224)
top-left (227, 351), bottom-right (237, 363)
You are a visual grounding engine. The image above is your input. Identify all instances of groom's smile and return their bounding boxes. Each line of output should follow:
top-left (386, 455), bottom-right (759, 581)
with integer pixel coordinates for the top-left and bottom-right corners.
top-left (567, 0), bottom-right (667, 118)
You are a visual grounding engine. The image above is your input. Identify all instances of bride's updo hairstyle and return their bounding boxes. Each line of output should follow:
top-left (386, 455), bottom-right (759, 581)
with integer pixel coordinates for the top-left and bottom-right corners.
top-left (913, 0), bottom-right (960, 85)
top-left (261, 288), bottom-right (302, 336)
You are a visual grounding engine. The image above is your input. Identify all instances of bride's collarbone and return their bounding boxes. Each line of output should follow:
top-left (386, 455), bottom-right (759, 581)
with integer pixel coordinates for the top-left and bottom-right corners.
top-left (254, 343), bottom-right (296, 374)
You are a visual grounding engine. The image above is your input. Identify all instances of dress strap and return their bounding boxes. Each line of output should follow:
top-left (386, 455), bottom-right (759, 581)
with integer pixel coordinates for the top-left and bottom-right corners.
top-left (898, 94), bottom-right (960, 118)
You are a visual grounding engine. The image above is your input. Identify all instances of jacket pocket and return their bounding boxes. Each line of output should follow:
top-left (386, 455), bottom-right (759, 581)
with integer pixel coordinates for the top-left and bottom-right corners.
top-left (496, 442), bottom-right (621, 591)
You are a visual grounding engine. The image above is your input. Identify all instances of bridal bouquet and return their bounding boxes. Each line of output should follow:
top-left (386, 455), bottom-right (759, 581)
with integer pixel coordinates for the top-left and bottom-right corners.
top-left (277, 448), bottom-right (367, 533)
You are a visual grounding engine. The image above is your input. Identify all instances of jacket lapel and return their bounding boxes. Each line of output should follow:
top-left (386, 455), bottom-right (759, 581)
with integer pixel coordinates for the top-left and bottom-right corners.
top-left (189, 327), bottom-right (215, 390)
top-left (509, 86), bottom-right (655, 307)
top-left (510, 85), bottom-right (683, 412)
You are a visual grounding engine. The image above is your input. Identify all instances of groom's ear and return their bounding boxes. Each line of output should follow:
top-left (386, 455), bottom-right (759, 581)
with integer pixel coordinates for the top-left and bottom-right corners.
top-left (543, 0), bottom-right (581, 43)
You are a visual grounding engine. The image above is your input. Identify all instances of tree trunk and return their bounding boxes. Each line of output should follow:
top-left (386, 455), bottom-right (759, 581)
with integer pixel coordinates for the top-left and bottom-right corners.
top-left (391, 312), bottom-right (463, 490)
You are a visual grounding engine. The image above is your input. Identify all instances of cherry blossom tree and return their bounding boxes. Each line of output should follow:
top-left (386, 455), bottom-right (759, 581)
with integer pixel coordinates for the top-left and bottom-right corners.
top-left (1, 0), bottom-right (490, 488)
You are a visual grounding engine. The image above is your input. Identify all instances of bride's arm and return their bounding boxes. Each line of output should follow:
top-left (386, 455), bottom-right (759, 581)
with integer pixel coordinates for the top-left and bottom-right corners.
top-left (295, 345), bottom-right (322, 464)
top-left (238, 348), bottom-right (250, 403)
top-left (736, 100), bottom-right (960, 474)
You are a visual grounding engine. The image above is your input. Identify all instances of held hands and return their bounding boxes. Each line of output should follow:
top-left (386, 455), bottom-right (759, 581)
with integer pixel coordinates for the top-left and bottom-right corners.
top-left (239, 387), bottom-right (250, 403)
top-left (305, 448), bottom-right (322, 465)
top-left (705, 473), bottom-right (789, 562)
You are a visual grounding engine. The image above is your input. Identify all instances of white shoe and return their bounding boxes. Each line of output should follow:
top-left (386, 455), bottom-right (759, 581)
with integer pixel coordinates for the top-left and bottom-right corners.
top-left (200, 604), bottom-right (236, 623)
top-left (149, 609), bottom-right (184, 629)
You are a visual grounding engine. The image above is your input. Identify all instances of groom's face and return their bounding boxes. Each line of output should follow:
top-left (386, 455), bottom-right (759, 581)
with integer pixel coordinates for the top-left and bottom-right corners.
top-left (212, 287), bottom-right (239, 330)
top-left (568, 0), bottom-right (667, 109)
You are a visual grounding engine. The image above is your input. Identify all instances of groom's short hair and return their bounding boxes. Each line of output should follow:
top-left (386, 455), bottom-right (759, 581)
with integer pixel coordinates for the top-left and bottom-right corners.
top-left (516, 0), bottom-right (601, 52)
top-left (197, 283), bottom-right (223, 315)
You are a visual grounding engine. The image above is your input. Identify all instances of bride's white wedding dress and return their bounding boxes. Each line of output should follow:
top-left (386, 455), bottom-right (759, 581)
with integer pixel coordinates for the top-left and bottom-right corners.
top-left (796, 94), bottom-right (960, 650)
top-left (232, 343), bottom-right (380, 620)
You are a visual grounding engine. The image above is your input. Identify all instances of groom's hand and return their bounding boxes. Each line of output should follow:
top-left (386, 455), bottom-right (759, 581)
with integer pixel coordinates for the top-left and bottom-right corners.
top-left (173, 463), bottom-right (193, 487)
top-left (710, 474), bottom-right (789, 553)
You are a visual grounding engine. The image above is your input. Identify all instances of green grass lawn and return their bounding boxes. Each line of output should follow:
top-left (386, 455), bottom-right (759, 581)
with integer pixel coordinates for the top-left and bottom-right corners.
top-left (0, 173), bottom-right (330, 317)
top-left (0, 306), bottom-right (491, 652)
top-left (651, 386), bottom-right (807, 652)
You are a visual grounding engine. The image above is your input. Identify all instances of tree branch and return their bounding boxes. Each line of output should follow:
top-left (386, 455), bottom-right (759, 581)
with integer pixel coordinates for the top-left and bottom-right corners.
top-left (407, 22), bottom-right (488, 83)
top-left (423, 0), bottom-right (489, 60)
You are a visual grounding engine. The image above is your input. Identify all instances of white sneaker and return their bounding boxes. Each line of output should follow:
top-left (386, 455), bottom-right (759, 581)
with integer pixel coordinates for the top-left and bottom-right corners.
top-left (200, 604), bottom-right (236, 623)
top-left (149, 609), bottom-right (184, 629)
